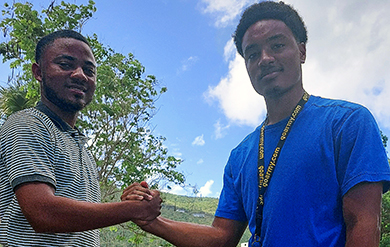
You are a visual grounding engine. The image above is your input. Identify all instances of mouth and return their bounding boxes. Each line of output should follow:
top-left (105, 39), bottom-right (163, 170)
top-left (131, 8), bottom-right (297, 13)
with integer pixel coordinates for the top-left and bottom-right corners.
top-left (259, 67), bottom-right (283, 80)
top-left (67, 85), bottom-right (87, 95)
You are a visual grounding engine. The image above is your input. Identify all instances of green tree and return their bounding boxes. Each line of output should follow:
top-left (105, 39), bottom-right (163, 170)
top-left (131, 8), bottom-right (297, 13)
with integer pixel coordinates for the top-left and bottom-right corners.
top-left (81, 36), bottom-right (184, 200)
top-left (381, 130), bottom-right (388, 148)
top-left (381, 131), bottom-right (390, 247)
top-left (0, 0), bottom-right (97, 104)
top-left (0, 0), bottom-right (184, 200)
top-left (0, 81), bottom-right (35, 123)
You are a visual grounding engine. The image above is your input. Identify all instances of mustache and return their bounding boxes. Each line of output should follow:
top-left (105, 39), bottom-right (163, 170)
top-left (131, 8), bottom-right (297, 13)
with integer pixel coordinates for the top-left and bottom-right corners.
top-left (258, 66), bottom-right (283, 80)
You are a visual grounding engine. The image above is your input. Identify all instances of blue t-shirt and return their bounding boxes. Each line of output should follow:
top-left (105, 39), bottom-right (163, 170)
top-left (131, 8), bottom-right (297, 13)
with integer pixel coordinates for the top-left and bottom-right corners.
top-left (215, 96), bottom-right (390, 247)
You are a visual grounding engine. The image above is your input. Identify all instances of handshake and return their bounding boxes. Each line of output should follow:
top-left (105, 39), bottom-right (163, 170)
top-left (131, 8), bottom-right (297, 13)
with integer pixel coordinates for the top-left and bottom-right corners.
top-left (121, 181), bottom-right (162, 230)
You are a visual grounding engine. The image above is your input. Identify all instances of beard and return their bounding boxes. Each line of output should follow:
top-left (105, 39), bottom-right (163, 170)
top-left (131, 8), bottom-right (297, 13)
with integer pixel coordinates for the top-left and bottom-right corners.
top-left (41, 78), bottom-right (90, 113)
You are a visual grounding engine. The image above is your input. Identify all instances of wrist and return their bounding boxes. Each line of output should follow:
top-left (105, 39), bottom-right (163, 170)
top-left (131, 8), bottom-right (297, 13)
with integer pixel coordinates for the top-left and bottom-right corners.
top-left (141, 216), bottom-right (162, 233)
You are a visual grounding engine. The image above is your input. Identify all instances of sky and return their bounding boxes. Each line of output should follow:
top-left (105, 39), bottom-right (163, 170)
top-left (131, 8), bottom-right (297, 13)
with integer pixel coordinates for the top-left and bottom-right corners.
top-left (1, 0), bottom-right (389, 198)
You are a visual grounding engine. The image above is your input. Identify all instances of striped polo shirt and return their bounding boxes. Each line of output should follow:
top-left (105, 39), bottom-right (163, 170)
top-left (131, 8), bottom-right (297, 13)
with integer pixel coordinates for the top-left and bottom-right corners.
top-left (0, 102), bottom-right (101, 246)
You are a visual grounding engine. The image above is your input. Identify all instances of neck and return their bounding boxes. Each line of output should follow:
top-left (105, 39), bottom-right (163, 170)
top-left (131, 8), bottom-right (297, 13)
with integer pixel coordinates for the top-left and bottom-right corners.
top-left (264, 87), bottom-right (305, 125)
top-left (41, 99), bottom-right (78, 128)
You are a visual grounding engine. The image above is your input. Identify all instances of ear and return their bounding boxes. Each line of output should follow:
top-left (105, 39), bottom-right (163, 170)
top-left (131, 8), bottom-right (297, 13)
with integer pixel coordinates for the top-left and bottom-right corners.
top-left (298, 43), bottom-right (306, 64)
top-left (32, 62), bottom-right (43, 82)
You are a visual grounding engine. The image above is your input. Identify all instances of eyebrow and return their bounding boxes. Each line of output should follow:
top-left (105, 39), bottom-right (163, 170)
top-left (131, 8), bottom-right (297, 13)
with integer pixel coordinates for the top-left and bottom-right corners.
top-left (243, 33), bottom-right (288, 56)
top-left (243, 44), bottom-right (258, 56)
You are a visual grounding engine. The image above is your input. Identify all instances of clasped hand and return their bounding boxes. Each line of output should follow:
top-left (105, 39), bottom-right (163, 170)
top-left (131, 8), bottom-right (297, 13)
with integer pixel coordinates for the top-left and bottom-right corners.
top-left (121, 181), bottom-right (162, 227)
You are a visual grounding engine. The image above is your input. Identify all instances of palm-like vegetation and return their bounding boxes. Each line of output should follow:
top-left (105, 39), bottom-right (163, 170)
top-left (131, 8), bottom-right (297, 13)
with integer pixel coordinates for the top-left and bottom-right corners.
top-left (0, 82), bottom-right (35, 122)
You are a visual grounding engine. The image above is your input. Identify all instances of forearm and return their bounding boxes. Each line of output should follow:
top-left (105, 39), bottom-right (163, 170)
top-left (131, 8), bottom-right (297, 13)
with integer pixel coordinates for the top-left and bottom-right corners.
top-left (343, 182), bottom-right (383, 247)
top-left (345, 216), bottom-right (380, 247)
top-left (141, 216), bottom-right (244, 247)
top-left (24, 197), bottom-right (149, 233)
top-left (16, 182), bottom-right (161, 233)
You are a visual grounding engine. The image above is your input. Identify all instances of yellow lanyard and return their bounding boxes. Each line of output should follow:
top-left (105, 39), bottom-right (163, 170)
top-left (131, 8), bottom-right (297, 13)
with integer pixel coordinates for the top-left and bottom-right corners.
top-left (253, 92), bottom-right (310, 244)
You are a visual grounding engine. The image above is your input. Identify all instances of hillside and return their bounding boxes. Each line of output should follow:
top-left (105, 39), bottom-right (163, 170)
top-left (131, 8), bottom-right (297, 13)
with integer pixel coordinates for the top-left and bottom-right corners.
top-left (100, 192), bottom-right (251, 246)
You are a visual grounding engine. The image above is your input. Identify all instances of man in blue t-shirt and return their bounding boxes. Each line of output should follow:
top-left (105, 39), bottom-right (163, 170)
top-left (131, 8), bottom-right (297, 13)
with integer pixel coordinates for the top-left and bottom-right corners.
top-left (122, 1), bottom-right (390, 246)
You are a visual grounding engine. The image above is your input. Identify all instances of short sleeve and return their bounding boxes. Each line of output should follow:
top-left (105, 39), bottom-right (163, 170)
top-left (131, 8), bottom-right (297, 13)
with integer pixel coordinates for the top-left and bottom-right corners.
top-left (335, 107), bottom-right (390, 196)
top-left (215, 154), bottom-right (248, 222)
top-left (0, 111), bottom-right (56, 190)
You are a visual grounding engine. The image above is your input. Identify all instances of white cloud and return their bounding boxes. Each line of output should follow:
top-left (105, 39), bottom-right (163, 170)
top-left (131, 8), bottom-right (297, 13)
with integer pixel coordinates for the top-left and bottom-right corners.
top-left (223, 38), bottom-right (235, 62)
top-left (179, 56), bottom-right (199, 73)
top-left (172, 149), bottom-right (182, 157)
top-left (204, 41), bottom-right (266, 127)
top-left (204, 0), bottom-right (390, 129)
top-left (213, 119), bottom-right (230, 139)
top-left (289, 0), bottom-right (390, 128)
top-left (197, 159), bottom-right (204, 164)
top-left (161, 184), bottom-right (187, 196)
top-left (200, 0), bottom-right (256, 27)
top-left (192, 134), bottom-right (206, 146)
top-left (198, 180), bottom-right (214, 197)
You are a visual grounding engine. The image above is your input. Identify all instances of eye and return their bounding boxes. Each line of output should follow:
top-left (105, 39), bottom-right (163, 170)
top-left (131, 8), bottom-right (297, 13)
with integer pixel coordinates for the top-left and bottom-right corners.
top-left (56, 60), bottom-right (77, 71)
top-left (272, 43), bottom-right (285, 50)
top-left (83, 67), bottom-right (96, 77)
top-left (58, 62), bottom-right (72, 69)
top-left (246, 52), bottom-right (259, 61)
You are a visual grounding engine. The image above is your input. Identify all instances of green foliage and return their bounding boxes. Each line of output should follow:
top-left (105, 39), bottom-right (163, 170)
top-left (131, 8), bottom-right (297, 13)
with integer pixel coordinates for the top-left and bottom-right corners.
top-left (381, 130), bottom-right (388, 148)
top-left (0, 0), bottom-right (97, 99)
top-left (381, 131), bottom-right (390, 246)
top-left (80, 35), bottom-right (184, 198)
top-left (0, 81), bottom-right (35, 123)
top-left (382, 192), bottom-right (390, 246)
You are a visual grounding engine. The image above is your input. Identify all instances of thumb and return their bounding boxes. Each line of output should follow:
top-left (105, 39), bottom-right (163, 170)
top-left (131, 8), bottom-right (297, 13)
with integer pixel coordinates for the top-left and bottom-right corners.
top-left (140, 181), bottom-right (149, 188)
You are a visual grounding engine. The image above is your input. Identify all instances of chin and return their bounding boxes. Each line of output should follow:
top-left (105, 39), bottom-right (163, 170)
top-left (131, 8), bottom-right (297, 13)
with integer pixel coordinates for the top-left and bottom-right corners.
top-left (262, 87), bottom-right (287, 98)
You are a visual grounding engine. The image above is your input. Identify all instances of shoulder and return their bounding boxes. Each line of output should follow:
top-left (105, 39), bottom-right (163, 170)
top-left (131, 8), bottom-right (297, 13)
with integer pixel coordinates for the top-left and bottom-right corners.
top-left (2, 108), bottom-right (53, 130)
top-left (231, 126), bottom-right (261, 154)
top-left (308, 95), bottom-right (365, 112)
top-left (226, 125), bottom-right (261, 169)
top-left (306, 95), bottom-right (375, 125)
top-left (0, 108), bottom-right (57, 143)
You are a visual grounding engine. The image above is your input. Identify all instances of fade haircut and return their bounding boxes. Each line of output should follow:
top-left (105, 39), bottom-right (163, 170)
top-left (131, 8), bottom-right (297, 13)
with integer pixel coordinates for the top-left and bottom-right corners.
top-left (35, 30), bottom-right (90, 63)
top-left (234, 1), bottom-right (308, 57)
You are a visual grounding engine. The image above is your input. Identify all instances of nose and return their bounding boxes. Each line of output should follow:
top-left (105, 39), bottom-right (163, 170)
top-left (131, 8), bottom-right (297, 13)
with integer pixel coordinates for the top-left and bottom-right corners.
top-left (70, 66), bottom-right (88, 82)
top-left (258, 49), bottom-right (275, 67)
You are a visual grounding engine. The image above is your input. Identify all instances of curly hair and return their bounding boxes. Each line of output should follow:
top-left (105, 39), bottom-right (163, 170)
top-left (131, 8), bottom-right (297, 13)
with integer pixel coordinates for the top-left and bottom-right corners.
top-left (35, 30), bottom-right (90, 63)
top-left (234, 1), bottom-right (308, 57)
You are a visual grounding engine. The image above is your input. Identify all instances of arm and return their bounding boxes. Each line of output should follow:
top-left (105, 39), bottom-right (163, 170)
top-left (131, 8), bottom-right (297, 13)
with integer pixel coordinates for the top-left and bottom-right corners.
top-left (15, 182), bottom-right (162, 233)
top-left (121, 182), bottom-right (247, 247)
top-left (343, 182), bottom-right (383, 247)
top-left (141, 216), bottom-right (247, 247)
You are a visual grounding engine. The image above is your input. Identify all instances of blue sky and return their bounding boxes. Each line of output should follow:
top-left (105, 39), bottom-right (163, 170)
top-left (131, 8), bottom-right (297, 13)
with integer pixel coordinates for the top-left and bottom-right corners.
top-left (1, 0), bottom-right (390, 198)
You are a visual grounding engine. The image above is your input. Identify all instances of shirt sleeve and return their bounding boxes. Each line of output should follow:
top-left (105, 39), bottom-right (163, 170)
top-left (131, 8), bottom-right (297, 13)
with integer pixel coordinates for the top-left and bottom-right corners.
top-left (215, 153), bottom-right (248, 222)
top-left (335, 106), bottom-right (390, 196)
top-left (1, 111), bottom-right (56, 190)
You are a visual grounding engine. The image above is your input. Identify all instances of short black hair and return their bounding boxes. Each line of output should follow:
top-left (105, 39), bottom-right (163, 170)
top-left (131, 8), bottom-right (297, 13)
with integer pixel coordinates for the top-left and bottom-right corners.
top-left (35, 30), bottom-right (90, 63)
top-left (234, 1), bottom-right (308, 57)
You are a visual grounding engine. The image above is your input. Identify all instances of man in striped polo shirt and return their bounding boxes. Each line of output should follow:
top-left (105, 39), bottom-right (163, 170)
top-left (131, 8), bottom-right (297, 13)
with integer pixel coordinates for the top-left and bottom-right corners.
top-left (0, 30), bottom-right (162, 246)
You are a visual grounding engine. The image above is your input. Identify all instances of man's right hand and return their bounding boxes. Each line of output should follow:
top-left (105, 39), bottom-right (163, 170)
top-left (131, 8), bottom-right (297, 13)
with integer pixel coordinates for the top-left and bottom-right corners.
top-left (121, 181), bottom-right (162, 226)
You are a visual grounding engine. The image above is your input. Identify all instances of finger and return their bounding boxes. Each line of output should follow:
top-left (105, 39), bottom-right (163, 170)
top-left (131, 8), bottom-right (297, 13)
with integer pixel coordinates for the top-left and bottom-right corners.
top-left (140, 181), bottom-right (149, 188)
top-left (123, 185), bottom-right (152, 198)
top-left (122, 182), bottom-right (140, 194)
top-left (121, 187), bottom-right (148, 201)
top-left (123, 194), bottom-right (145, 201)
top-left (125, 191), bottom-right (153, 201)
